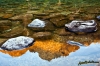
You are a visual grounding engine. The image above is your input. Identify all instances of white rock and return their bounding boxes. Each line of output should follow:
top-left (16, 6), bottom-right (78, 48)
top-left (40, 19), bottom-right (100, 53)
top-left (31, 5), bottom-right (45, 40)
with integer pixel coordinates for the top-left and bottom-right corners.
top-left (28, 19), bottom-right (45, 27)
top-left (1, 36), bottom-right (34, 50)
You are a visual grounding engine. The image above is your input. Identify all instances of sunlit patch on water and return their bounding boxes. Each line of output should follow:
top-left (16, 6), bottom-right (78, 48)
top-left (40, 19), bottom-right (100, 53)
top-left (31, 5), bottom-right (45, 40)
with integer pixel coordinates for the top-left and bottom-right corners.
top-left (0, 40), bottom-right (100, 66)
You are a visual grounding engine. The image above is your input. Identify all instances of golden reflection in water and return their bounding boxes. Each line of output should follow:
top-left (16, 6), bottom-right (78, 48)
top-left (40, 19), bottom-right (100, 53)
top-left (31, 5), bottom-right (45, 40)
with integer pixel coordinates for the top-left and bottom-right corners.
top-left (93, 39), bottom-right (100, 43)
top-left (0, 48), bottom-right (28, 57)
top-left (0, 40), bottom-right (79, 60)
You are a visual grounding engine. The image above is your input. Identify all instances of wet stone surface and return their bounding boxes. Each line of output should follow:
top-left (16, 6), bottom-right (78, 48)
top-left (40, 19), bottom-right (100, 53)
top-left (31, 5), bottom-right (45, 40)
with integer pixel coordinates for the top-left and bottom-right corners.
top-left (0, 36), bottom-right (34, 50)
top-left (65, 20), bottom-right (97, 33)
top-left (28, 20), bottom-right (55, 31)
top-left (28, 19), bottom-right (45, 28)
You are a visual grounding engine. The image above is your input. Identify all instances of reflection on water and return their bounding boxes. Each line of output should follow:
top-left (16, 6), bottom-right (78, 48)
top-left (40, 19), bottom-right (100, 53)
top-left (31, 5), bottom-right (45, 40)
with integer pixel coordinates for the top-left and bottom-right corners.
top-left (0, 42), bottom-right (100, 66)
top-left (0, 40), bottom-right (79, 60)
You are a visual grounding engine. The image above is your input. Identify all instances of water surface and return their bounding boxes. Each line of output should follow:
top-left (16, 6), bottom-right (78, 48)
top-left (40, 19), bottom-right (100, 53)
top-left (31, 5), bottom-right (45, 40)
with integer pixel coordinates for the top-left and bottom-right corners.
top-left (0, 42), bottom-right (100, 66)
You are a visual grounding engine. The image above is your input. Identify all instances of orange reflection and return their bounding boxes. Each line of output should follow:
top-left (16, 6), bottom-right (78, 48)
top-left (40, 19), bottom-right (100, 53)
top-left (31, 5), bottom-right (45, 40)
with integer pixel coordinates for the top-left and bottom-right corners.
top-left (94, 39), bottom-right (100, 43)
top-left (29, 40), bottom-right (79, 60)
top-left (0, 48), bottom-right (28, 57)
top-left (0, 40), bottom-right (79, 60)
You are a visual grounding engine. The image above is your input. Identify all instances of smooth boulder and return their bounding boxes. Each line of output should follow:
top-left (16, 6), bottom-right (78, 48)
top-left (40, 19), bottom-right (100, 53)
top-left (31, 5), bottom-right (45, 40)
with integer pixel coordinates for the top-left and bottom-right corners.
top-left (65, 20), bottom-right (97, 33)
top-left (28, 19), bottom-right (45, 27)
top-left (1, 36), bottom-right (34, 50)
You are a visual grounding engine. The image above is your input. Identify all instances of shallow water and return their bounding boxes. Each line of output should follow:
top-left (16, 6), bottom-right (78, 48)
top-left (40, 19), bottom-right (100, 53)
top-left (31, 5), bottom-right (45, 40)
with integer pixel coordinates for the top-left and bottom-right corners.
top-left (0, 42), bottom-right (100, 66)
top-left (0, 0), bottom-right (100, 66)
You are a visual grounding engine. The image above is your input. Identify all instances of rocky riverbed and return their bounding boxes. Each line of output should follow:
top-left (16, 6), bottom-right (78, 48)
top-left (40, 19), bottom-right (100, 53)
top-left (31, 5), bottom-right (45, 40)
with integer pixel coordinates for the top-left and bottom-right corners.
top-left (0, 3), bottom-right (100, 63)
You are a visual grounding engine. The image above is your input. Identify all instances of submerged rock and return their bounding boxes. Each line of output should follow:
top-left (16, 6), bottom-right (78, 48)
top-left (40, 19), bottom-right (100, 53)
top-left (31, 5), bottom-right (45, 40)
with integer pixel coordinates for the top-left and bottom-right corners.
top-left (28, 19), bottom-right (45, 27)
top-left (1, 36), bottom-right (34, 50)
top-left (67, 40), bottom-right (84, 46)
top-left (28, 19), bottom-right (55, 31)
top-left (33, 32), bottom-right (52, 40)
top-left (0, 26), bottom-right (23, 38)
top-left (9, 14), bottom-right (33, 21)
top-left (65, 20), bottom-right (97, 33)
top-left (0, 20), bottom-right (12, 32)
top-left (50, 15), bottom-right (67, 27)
top-left (9, 14), bottom-right (23, 20)
top-left (97, 15), bottom-right (100, 20)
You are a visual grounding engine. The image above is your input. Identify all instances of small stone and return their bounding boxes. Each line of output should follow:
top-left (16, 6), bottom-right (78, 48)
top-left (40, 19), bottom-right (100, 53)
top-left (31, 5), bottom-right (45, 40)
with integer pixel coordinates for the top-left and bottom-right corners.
top-left (97, 15), bottom-right (100, 20)
top-left (0, 26), bottom-right (23, 38)
top-left (12, 21), bottom-right (21, 27)
top-left (0, 26), bottom-right (11, 32)
top-left (0, 20), bottom-right (12, 32)
top-left (0, 20), bottom-right (12, 26)
top-left (9, 15), bottom-right (23, 20)
top-left (33, 32), bottom-right (52, 40)
top-left (1, 36), bottom-right (34, 50)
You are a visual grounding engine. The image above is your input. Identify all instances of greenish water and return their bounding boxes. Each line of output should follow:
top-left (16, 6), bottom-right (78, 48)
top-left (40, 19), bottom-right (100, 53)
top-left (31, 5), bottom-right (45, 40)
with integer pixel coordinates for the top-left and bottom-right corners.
top-left (0, 0), bottom-right (99, 14)
top-left (0, 0), bottom-right (100, 8)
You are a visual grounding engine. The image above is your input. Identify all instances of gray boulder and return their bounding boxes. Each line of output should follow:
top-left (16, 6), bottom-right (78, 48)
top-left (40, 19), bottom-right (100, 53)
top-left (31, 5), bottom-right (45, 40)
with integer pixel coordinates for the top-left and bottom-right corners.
top-left (28, 20), bottom-right (55, 31)
top-left (28, 19), bottom-right (45, 27)
top-left (1, 36), bottom-right (34, 50)
top-left (65, 20), bottom-right (97, 33)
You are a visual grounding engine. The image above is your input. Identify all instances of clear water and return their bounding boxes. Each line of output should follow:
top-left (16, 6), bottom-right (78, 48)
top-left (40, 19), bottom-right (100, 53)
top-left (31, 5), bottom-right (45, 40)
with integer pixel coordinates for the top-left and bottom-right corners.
top-left (0, 0), bottom-right (100, 66)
